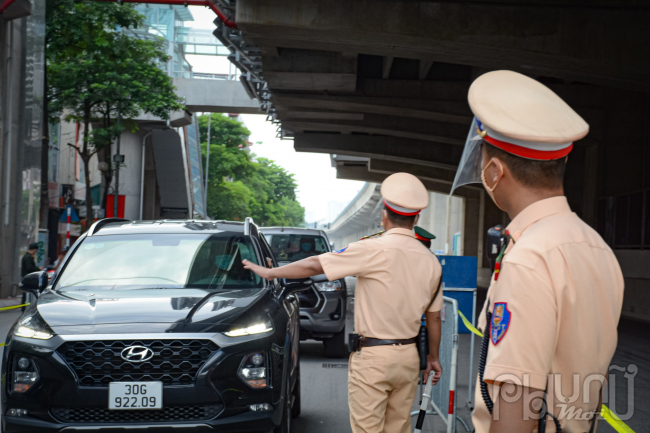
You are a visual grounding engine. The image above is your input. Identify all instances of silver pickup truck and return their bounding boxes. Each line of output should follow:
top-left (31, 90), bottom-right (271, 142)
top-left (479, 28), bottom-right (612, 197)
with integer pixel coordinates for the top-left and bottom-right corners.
top-left (261, 227), bottom-right (352, 358)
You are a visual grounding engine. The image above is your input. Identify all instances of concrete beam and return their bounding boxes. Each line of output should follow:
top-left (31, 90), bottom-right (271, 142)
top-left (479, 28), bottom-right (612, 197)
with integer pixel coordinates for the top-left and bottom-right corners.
top-left (284, 114), bottom-right (467, 145)
top-left (294, 132), bottom-right (462, 169)
top-left (382, 56), bottom-right (393, 79)
top-left (336, 165), bottom-right (479, 199)
top-left (265, 72), bottom-right (357, 92)
top-left (272, 93), bottom-right (471, 124)
top-left (419, 59), bottom-right (434, 80)
top-left (275, 108), bottom-right (365, 121)
top-left (173, 78), bottom-right (261, 114)
top-left (237, 0), bottom-right (650, 91)
top-left (264, 48), bottom-right (357, 74)
top-left (367, 159), bottom-right (456, 185)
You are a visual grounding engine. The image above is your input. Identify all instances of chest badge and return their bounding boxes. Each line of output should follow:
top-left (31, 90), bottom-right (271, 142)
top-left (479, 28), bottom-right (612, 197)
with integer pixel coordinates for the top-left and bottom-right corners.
top-left (491, 302), bottom-right (511, 345)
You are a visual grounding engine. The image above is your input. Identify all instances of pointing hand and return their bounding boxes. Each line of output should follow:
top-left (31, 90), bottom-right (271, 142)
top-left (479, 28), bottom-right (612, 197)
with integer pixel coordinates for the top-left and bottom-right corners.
top-left (242, 259), bottom-right (274, 281)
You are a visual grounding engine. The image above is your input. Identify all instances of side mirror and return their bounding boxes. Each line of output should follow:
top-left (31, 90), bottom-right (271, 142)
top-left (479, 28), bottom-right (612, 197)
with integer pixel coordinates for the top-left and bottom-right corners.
top-left (280, 278), bottom-right (313, 294)
top-left (310, 274), bottom-right (329, 284)
top-left (19, 271), bottom-right (48, 296)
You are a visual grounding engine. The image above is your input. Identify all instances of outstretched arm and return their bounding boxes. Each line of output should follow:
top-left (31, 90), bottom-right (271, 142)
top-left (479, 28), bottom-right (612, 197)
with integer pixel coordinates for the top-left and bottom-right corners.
top-left (243, 256), bottom-right (324, 281)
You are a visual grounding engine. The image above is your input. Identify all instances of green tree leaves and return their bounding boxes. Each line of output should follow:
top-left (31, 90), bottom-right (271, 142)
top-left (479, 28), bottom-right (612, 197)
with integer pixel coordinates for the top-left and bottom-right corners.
top-left (46, 0), bottom-right (184, 229)
top-left (200, 114), bottom-right (305, 226)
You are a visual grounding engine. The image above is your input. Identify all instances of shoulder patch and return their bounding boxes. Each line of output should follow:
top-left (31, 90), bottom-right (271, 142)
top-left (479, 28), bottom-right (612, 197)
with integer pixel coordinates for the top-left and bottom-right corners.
top-left (334, 247), bottom-right (347, 254)
top-left (491, 302), bottom-right (511, 345)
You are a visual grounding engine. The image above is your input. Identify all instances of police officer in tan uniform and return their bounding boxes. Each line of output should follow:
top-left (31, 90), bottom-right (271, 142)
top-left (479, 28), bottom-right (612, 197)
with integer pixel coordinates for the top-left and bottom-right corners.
top-left (451, 70), bottom-right (624, 432)
top-left (243, 172), bottom-right (444, 433)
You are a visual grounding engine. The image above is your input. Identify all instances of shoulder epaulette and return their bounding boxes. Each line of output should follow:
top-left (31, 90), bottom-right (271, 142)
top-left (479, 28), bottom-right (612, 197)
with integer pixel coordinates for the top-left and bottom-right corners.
top-left (360, 231), bottom-right (384, 241)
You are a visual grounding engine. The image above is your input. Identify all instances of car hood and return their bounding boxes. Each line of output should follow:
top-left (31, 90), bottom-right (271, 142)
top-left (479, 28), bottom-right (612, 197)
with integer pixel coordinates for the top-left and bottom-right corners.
top-left (36, 288), bottom-right (267, 330)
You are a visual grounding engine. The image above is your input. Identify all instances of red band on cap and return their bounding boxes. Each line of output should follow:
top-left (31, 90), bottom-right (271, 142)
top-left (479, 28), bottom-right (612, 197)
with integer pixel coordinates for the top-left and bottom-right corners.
top-left (415, 232), bottom-right (428, 241)
top-left (483, 135), bottom-right (573, 160)
top-left (383, 199), bottom-right (421, 216)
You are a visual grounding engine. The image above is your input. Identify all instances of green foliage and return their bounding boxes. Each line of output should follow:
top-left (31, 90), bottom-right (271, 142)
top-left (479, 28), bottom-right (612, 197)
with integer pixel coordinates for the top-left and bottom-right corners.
top-left (200, 114), bottom-right (304, 226)
top-left (46, 0), bottom-right (185, 229)
top-left (47, 0), bottom-right (184, 135)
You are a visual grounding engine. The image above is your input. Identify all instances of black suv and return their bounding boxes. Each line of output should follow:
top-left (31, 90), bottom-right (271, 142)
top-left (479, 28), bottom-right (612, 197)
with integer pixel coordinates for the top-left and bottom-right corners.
top-left (260, 228), bottom-right (348, 358)
top-left (3, 218), bottom-right (309, 433)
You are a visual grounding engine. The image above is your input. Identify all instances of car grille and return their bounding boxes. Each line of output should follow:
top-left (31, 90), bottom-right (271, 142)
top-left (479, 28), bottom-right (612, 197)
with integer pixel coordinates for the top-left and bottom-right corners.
top-left (51, 405), bottom-right (222, 424)
top-left (298, 286), bottom-right (321, 309)
top-left (57, 340), bottom-right (218, 387)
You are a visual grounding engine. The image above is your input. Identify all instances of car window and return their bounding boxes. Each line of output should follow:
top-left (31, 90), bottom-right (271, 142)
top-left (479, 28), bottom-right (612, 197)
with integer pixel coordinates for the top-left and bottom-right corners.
top-left (264, 234), bottom-right (329, 264)
top-left (55, 233), bottom-right (262, 291)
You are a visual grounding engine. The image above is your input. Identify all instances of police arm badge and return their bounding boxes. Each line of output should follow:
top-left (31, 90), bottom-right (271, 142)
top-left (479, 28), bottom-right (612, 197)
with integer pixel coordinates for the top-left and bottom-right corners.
top-left (491, 302), bottom-right (511, 345)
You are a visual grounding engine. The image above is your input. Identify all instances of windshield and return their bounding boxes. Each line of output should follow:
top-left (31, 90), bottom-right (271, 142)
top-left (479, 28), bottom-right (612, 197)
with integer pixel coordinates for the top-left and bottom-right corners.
top-left (264, 234), bottom-right (329, 263)
top-left (55, 233), bottom-right (263, 291)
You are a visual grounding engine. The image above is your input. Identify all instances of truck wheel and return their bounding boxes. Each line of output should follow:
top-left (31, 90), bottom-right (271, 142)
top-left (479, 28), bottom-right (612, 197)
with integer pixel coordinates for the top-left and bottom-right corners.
top-left (323, 330), bottom-right (348, 358)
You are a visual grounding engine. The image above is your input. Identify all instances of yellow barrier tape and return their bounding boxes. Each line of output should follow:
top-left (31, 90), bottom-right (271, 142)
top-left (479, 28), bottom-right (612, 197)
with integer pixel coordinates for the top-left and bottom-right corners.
top-left (458, 309), bottom-right (483, 338)
top-left (0, 304), bottom-right (30, 347)
top-left (601, 404), bottom-right (635, 433)
top-left (0, 303), bottom-right (29, 311)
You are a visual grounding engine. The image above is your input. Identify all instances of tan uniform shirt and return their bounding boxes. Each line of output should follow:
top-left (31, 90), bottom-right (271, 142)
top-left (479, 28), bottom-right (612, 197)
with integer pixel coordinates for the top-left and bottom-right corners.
top-left (473, 197), bottom-right (624, 433)
top-left (319, 228), bottom-right (443, 340)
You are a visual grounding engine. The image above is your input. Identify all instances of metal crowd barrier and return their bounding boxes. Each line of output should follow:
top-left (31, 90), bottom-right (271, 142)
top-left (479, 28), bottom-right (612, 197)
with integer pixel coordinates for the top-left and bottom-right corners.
top-left (411, 296), bottom-right (470, 433)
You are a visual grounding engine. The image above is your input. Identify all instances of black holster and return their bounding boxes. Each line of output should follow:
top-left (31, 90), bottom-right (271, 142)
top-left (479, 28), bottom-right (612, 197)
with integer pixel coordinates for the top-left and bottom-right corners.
top-left (348, 333), bottom-right (361, 352)
top-left (417, 325), bottom-right (429, 370)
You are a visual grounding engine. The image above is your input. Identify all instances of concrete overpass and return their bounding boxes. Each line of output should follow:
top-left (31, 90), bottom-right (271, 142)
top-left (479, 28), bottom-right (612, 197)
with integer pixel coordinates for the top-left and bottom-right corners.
top-left (174, 78), bottom-right (261, 114)
top-left (204, 0), bottom-right (650, 322)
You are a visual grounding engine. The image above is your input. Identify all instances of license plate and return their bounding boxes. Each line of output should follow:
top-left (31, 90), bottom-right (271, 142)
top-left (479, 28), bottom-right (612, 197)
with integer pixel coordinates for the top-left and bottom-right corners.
top-left (108, 382), bottom-right (162, 410)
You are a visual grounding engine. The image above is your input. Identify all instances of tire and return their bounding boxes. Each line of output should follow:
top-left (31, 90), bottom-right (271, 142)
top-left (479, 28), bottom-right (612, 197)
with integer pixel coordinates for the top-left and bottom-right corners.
top-left (323, 329), bottom-right (348, 358)
top-left (273, 377), bottom-right (292, 433)
top-left (291, 362), bottom-right (301, 418)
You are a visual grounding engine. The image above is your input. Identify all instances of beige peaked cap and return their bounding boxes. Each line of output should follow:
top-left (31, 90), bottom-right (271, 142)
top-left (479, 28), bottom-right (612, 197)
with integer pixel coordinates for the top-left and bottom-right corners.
top-left (381, 173), bottom-right (429, 211)
top-left (468, 70), bottom-right (589, 144)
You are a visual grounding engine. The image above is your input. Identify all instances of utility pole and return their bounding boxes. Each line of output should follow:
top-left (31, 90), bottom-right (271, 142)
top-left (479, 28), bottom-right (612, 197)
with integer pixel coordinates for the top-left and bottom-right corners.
top-left (204, 113), bottom-right (211, 207)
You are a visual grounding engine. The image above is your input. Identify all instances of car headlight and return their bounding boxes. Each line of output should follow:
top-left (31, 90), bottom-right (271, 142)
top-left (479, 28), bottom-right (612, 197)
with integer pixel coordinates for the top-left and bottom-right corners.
top-left (225, 323), bottom-right (273, 337)
top-left (314, 280), bottom-right (342, 292)
top-left (11, 357), bottom-right (39, 393)
top-left (14, 313), bottom-right (54, 340)
top-left (238, 352), bottom-right (267, 388)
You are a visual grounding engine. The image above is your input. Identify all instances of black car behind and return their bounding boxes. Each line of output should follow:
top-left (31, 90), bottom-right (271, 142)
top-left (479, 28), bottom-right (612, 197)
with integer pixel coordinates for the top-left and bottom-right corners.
top-left (2, 218), bottom-right (308, 433)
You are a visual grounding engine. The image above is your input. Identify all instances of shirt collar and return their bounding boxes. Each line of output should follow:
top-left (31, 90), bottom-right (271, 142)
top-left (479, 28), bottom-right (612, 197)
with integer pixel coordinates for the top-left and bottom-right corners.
top-left (384, 228), bottom-right (416, 238)
top-left (506, 196), bottom-right (572, 240)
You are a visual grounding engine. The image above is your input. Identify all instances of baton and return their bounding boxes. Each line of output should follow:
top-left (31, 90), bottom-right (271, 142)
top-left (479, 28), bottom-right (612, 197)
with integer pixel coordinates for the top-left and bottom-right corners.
top-left (413, 371), bottom-right (434, 433)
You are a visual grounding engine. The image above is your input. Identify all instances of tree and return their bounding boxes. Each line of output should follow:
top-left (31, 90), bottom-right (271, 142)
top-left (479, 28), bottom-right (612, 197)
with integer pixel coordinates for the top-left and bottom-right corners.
top-left (200, 114), bottom-right (305, 226)
top-left (47, 1), bottom-right (184, 230)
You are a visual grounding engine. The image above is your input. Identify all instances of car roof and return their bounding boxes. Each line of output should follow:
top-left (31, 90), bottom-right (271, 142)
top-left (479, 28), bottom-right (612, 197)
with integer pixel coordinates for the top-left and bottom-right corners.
top-left (89, 220), bottom-right (250, 236)
top-left (260, 227), bottom-right (326, 237)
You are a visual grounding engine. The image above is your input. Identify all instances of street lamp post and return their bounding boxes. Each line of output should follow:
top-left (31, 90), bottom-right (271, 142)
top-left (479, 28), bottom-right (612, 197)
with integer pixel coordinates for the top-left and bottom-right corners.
top-left (204, 113), bottom-right (211, 208)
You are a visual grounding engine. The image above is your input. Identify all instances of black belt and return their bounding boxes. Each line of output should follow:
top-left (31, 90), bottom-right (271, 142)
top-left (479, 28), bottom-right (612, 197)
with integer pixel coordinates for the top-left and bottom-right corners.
top-left (360, 337), bottom-right (417, 348)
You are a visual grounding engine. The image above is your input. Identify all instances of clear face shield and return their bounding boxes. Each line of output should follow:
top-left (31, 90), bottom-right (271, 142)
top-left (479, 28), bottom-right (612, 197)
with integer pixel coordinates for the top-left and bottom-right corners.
top-left (450, 117), bottom-right (484, 195)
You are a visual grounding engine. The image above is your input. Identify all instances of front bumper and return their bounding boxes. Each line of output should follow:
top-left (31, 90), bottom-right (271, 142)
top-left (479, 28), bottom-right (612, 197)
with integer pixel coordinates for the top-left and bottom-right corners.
top-left (298, 286), bottom-right (346, 338)
top-left (1, 333), bottom-right (286, 433)
top-left (3, 408), bottom-right (281, 432)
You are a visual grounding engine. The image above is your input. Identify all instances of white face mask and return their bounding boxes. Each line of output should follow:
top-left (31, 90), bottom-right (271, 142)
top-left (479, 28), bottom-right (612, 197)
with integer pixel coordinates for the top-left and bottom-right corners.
top-left (481, 159), bottom-right (505, 211)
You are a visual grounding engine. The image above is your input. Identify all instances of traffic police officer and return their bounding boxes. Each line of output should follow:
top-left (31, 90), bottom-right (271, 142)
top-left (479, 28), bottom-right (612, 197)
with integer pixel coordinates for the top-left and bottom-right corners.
top-left (243, 172), bottom-right (444, 433)
top-left (414, 226), bottom-right (436, 250)
top-left (450, 70), bottom-right (624, 432)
